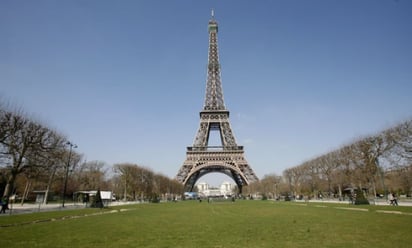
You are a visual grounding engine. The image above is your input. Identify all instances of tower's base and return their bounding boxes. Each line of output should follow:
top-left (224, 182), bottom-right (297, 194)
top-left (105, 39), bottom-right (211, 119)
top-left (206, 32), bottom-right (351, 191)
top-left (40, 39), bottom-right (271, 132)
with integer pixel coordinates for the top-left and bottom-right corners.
top-left (176, 146), bottom-right (258, 192)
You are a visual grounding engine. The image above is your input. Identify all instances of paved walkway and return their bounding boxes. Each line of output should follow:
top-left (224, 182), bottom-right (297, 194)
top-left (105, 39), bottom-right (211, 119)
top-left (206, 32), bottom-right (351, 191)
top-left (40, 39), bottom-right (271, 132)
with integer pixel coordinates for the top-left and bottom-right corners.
top-left (1, 199), bottom-right (411, 216)
top-left (0, 201), bottom-right (138, 216)
top-left (297, 198), bottom-right (412, 206)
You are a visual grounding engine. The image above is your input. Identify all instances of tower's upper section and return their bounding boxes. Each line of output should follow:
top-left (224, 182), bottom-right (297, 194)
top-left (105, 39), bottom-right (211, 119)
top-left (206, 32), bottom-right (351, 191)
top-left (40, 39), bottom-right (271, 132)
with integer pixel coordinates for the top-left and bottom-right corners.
top-left (203, 11), bottom-right (226, 111)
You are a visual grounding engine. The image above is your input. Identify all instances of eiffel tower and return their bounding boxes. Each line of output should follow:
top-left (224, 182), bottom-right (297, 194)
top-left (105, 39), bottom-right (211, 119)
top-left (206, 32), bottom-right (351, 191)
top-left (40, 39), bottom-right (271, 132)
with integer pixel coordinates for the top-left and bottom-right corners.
top-left (176, 11), bottom-right (258, 193)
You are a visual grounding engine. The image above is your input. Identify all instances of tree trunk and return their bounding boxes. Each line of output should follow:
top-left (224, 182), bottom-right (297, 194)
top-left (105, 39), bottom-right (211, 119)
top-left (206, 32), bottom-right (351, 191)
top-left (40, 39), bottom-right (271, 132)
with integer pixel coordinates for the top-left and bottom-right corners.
top-left (123, 181), bottom-right (127, 201)
top-left (372, 181), bottom-right (377, 199)
top-left (3, 173), bottom-right (17, 198)
top-left (20, 179), bottom-right (31, 206)
top-left (3, 173), bottom-right (18, 209)
top-left (44, 167), bottom-right (56, 204)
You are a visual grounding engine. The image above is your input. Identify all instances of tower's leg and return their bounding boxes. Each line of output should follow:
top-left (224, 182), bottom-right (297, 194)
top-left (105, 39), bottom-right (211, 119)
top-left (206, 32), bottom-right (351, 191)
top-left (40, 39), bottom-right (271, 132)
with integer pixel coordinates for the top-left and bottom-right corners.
top-left (238, 185), bottom-right (242, 195)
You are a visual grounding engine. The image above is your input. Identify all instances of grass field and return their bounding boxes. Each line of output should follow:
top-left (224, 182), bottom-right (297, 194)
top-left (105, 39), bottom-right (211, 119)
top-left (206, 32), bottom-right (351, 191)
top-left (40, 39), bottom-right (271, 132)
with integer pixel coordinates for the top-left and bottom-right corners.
top-left (1, 200), bottom-right (412, 247)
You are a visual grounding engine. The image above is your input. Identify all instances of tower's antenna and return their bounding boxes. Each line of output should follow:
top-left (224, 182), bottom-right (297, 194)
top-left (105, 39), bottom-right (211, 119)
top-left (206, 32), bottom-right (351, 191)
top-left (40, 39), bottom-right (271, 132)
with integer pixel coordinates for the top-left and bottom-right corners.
top-left (211, 9), bottom-right (215, 19)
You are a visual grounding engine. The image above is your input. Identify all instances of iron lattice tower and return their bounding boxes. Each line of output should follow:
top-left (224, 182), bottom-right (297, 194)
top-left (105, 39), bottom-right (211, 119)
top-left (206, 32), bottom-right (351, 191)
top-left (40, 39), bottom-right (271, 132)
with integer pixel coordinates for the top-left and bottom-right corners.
top-left (176, 12), bottom-right (258, 193)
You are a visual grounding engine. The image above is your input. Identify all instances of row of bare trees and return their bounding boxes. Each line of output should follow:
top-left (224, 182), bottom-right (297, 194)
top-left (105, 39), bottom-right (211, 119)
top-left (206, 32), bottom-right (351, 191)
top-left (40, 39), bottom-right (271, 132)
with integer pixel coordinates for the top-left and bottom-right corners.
top-left (112, 163), bottom-right (183, 201)
top-left (0, 103), bottom-right (182, 204)
top-left (246, 119), bottom-right (412, 199)
top-left (2, 99), bottom-right (410, 203)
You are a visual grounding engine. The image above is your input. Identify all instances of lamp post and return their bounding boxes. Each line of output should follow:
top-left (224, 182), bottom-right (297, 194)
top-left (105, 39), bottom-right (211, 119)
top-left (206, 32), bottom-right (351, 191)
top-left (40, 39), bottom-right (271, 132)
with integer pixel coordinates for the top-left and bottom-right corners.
top-left (62, 141), bottom-right (77, 208)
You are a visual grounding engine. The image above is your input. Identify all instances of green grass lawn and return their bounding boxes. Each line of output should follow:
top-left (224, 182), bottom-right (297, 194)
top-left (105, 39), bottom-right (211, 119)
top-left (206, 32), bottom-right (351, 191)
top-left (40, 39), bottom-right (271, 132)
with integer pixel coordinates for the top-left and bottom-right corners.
top-left (1, 200), bottom-right (412, 247)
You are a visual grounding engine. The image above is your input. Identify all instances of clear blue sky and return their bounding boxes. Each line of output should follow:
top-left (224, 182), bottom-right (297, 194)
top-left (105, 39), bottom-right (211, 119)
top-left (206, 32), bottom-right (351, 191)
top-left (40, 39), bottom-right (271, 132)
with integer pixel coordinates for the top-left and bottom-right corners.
top-left (1, 0), bottom-right (411, 186)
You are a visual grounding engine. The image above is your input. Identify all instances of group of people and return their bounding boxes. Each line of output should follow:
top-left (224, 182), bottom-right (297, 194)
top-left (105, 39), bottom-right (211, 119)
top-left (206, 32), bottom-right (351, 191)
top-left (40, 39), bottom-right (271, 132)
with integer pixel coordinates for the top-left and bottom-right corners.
top-left (388, 192), bottom-right (398, 206)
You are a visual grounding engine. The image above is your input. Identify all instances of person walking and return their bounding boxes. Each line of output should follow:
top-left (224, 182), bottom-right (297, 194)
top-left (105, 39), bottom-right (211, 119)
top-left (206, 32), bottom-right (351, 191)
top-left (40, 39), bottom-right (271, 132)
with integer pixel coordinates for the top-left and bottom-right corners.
top-left (388, 192), bottom-right (395, 206)
top-left (0, 196), bottom-right (8, 214)
top-left (388, 192), bottom-right (393, 205)
top-left (392, 193), bottom-right (398, 206)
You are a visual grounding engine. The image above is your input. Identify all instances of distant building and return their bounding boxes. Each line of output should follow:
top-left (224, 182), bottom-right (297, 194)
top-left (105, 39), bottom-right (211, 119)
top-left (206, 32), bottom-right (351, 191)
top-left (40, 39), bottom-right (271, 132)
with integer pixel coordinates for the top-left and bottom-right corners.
top-left (74, 190), bottom-right (114, 206)
top-left (195, 181), bottom-right (236, 197)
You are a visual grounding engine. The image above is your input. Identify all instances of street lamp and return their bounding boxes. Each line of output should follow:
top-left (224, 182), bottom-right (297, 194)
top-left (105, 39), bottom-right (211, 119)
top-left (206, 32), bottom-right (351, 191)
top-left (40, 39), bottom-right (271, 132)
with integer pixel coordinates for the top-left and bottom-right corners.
top-left (62, 141), bottom-right (77, 208)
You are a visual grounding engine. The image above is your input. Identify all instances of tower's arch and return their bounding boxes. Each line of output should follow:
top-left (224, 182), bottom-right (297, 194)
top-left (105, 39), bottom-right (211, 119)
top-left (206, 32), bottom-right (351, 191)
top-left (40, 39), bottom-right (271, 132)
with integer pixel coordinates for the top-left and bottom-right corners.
top-left (183, 161), bottom-right (250, 193)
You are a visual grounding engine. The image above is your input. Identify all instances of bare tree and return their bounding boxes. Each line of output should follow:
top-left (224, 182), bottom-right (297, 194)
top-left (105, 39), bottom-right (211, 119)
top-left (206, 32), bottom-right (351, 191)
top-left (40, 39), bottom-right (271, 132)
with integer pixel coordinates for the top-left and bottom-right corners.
top-left (0, 109), bottom-right (66, 205)
top-left (260, 174), bottom-right (282, 199)
top-left (74, 160), bottom-right (108, 191)
top-left (283, 167), bottom-right (304, 197)
top-left (386, 120), bottom-right (412, 166)
top-left (113, 163), bottom-right (154, 201)
top-left (301, 161), bottom-right (320, 198)
top-left (113, 163), bottom-right (135, 200)
top-left (382, 120), bottom-right (412, 194)
top-left (113, 163), bottom-right (182, 201)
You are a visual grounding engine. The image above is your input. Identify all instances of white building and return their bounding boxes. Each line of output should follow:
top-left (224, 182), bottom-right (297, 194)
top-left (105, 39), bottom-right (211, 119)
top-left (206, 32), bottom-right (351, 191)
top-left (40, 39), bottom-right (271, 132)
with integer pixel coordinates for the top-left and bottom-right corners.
top-left (195, 181), bottom-right (236, 197)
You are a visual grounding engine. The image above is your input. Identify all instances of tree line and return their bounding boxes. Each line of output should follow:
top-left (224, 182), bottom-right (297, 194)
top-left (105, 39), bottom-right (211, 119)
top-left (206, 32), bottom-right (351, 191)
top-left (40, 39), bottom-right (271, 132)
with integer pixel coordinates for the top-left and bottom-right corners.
top-left (2, 100), bottom-right (411, 203)
top-left (245, 119), bottom-right (412, 200)
top-left (0, 102), bottom-right (182, 206)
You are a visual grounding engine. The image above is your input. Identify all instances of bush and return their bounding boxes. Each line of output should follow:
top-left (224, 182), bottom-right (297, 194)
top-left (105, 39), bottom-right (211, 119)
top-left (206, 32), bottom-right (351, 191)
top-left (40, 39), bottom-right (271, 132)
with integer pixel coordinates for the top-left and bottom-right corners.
top-left (354, 188), bottom-right (369, 205)
top-left (90, 189), bottom-right (104, 208)
top-left (150, 193), bottom-right (160, 203)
